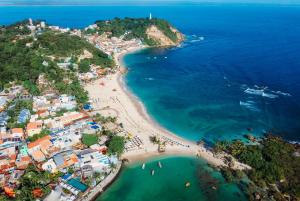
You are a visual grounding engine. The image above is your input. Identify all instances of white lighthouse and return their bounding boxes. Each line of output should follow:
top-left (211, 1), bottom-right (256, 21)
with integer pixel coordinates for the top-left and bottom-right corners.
top-left (149, 13), bottom-right (152, 20)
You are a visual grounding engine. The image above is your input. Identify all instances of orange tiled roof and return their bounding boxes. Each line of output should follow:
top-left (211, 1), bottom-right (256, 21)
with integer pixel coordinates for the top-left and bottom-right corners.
top-left (26, 122), bottom-right (43, 130)
top-left (40, 140), bottom-right (53, 152)
top-left (27, 135), bottom-right (51, 149)
top-left (11, 128), bottom-right (24, 134)
top-left (9, 154), bottom-right (16, 161)
top-left (31, 150), bottom-right (45, 161)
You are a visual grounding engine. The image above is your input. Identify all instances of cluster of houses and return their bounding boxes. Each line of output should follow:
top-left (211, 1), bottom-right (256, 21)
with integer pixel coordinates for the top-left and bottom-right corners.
top-left (0, 19), bottom-right (130, 200)
top-left (85, 31), bottom-right (143, 56)
top-left (0, 85), bottom-right (118, 200)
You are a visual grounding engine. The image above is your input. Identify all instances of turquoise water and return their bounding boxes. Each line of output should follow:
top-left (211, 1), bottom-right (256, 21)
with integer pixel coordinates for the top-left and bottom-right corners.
top-left (1, 4), bottom-right (299, 143)
top-left (97, 157), bottom-right (247, 201)
top-left (67, 178), bottom-right (88, 192)
top-left (1, 4), bottom-right (300, 200)
top-left (123, 5), bottom-right (300, 143)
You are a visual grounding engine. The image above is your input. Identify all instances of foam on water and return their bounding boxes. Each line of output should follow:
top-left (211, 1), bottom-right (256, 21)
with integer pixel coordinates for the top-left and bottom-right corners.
top-left (240, 101), bottom-right (260, 112)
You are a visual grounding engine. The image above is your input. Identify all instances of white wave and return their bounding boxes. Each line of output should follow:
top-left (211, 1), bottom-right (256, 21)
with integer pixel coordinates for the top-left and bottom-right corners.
top-left (164, 56), bottom-right (168, 59)
top-left (246, 100), bottom-right (255, 104)
top-left (244, 88), bottom-right (280, 99)
top-left (190, 39), bottom-right (202, 43)
top-left (289, 140), bottom-right (300, 145)
top-left (262, 92), bottom-right (278, 99)
top-left (272, 90), bottom-right (292, 97)
top-left (188, 36), bottom-right (204, 43)
top-left (244, 88), bottom-right (264, 96)
top-left (240, 101), bottom-right (260, 112)
top-left (145, 77), bottom-right (154, 81)
top-left (240, 101), bottom-right (251, 106)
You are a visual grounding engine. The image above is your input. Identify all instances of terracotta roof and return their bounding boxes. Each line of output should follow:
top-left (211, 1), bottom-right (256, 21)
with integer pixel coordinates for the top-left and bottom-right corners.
top-left (31, 150), bottom-right (45, 161)
top-left (9, 154), bottom-right (16, 161)
top-left (40, 140), bottom-right (53, 152)
top-left (26, 122), bottom-right (43, 130)
top-left (11, 128), bottom-right (24, 134)
top-left (17, 155), bottom-right (31, 162)
top-left (37, 110), bottom-right (48, 115)
top-left (27, 135), bottom-right (51, 149)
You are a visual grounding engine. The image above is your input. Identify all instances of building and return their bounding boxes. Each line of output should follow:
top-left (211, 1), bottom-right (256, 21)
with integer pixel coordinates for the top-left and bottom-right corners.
top-left (0, 156), bottom-right (14, 174)
top-left (37, 109), bottom-right (50, 118)
top-left (9, 170), bottom-right (24, 185)
top-left (53, 150), bottom-right (79, 172)
top-left (15, 154), bottom-right (31, 170)
top-left (42, 159), bottom-right (58, 173)
top-left (52, 133), bottom-right (81, 150)
top-left (0, 97), bottom-right (8, 112)
top-left (58, 111), bottom-right (89, 127)
top-left (30, 150), bottom-right (46, 162)
top-left (27, 135), bottom-right (53, 162)
top-left (11, 128), bottom-right (24, 140)
top-left (0, 131), bottom-right (22, 150)
top-left (77, 149), bottom-right (110, 173)
top-left (17, 109), bottom-right (31, 124)
top-left (26, 121), bottom-right (43, 136)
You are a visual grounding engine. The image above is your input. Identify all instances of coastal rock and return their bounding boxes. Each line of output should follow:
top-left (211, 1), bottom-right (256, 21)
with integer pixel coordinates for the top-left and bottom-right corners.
top-left (146, 25), bottom-right (184, 46)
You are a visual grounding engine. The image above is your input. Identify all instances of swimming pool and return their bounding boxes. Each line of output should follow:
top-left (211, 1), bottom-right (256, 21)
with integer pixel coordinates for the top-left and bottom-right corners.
top-left (67, 178), bottom-right (88, 192)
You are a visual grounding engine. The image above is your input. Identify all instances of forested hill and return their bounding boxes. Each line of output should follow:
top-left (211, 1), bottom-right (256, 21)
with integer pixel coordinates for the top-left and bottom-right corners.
top-left (0, 18), bottom-right (184, 105)
top-left (86, 17), bottom-right (184, 46)
top-left (0, 20), bottom-right (114, 104)
top-left (0, 20), bottom-right (113, 85)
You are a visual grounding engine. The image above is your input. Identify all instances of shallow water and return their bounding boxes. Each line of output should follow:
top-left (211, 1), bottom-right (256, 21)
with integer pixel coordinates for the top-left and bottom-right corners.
top-left (1, 4), bottom-right (300, 200)
top-left (123, 4), bottom-right (300, 143)
top-left (1, 4), bottom-right (299, 143)
top-left (97, 157), bottom-right (247, 201)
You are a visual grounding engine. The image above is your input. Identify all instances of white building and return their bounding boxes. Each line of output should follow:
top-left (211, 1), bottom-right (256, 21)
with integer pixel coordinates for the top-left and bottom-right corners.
top-left (77, 149), bottom-right (110, 173)
top-left (42, 159), bottom-right (58, 173)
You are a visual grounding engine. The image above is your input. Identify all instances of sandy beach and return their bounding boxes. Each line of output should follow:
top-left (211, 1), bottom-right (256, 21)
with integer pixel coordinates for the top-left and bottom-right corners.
top-left (85, 47), bottom-right (249, 170)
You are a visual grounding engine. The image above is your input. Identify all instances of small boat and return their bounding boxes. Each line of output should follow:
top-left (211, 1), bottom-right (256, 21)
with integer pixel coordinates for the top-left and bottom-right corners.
top-left (151, 169), bottom-right (155, 176)
top-left (212, 186), bottom-right (217, 190)
top-left (158, 161), bottom-right (162, 168)
top-left (185, 182), bottom-right (191, 188)
top-left (142, 163), bottom-right (145, 169)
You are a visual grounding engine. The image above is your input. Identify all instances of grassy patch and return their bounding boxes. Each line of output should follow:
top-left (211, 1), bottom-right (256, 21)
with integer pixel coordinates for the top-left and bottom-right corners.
top-left (82, 134), bottom-right (98, 147)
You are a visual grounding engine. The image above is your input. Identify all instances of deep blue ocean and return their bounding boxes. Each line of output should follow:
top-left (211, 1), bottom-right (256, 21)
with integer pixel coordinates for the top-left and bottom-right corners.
top-left (1, 4), bottom-right (300, 143)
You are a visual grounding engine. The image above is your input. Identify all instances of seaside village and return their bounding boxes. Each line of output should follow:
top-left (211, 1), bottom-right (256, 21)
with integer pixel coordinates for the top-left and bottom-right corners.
top-left (0, 87), bottom-right (121, 200)
top-left (0, 19), bottom-right (148, 201)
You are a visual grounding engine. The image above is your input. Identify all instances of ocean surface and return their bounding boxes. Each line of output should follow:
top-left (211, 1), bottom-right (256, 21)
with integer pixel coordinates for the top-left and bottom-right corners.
top-left (123, 5), bottom-right (300, 143)
top-left (97, 156), bottom-right (247, 201)
top-left (1, 5), bottom-right (300, 143)
top-left (1, 4), bottom-right (300, 200)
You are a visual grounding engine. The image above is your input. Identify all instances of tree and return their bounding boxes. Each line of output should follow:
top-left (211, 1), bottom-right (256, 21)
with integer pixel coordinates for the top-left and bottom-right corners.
top-left (82, 134), bottom-right (98, 147)
top-left (79, 59), bottom-right (91, 73)
top-left (108, 136), bottom-right (125, 157)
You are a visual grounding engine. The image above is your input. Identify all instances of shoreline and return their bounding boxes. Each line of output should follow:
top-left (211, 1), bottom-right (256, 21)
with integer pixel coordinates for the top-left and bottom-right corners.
top-left (116, 48), bottom-right (198, 148)
top-left (84, 45), bottom-right (250, 200)
top-left (85, 45), bottom-right (249, 169)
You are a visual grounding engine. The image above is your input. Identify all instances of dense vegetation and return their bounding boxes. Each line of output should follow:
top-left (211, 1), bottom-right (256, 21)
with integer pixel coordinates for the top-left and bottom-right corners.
top-left (36, 31), bottom-right (114, 68)
top-left (27, 129), bottom-right (51, 142)
top-left (0, 21), bottom-right (114, 106)
top-left (92, 17), bottom-right (179, 46)
top-left (215, 135), bottom-right (300, 200)
top-left (14, 165), bottom-right (61, 200)
top-left (7, 100), bottom-right (33, 129)
top-left (82, 134), bottom-right (98, 147)
top-left (107, 136), bottom-right (125, 157)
